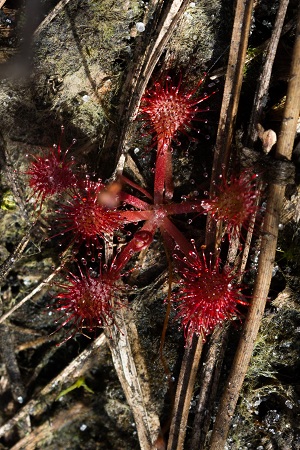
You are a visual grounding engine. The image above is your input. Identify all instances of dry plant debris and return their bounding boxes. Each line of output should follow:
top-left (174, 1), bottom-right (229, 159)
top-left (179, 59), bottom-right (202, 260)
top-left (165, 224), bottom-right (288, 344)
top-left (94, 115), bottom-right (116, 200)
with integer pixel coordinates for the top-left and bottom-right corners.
top-left (0, 1), bottom-right (299, 449)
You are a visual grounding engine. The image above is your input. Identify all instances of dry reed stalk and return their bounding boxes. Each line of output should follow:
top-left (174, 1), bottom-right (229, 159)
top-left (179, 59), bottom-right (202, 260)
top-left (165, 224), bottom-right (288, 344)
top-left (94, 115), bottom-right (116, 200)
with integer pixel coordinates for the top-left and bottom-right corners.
top-left (209, 4), bottom-right (300, 448)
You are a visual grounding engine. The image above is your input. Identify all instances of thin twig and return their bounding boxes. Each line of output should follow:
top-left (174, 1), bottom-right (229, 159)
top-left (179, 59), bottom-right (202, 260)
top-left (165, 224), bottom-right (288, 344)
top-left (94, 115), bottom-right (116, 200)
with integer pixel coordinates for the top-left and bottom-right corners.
top-left (0, 266), bottom-right (62, 325)
top-left (0, 233), bottom-right (30, 284)
top-left (10, 402), bottom-right (87, 450)
top-left (211, 0), bottom-right (255, 184)
top-left (247, 0), bottom-right (289, 146)
top-left (0, 334), bottom-right (107, 438)
top-left (189, 326), bottom-right (229, 450)
top-left (33, 0), bottom-right (72, 37)
top-left (167, 334), bottom-right (203, 450)
top-left (209, 4), bottom-right (300, 448)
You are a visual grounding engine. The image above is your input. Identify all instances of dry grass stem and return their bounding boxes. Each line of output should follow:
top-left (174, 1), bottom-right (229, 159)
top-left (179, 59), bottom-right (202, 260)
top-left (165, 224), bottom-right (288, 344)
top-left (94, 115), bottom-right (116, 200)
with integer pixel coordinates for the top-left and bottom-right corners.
top-left (247, 0), bottom-right (289, 146)
top-left (106, 310), bottom-right (162, 450)
top-left (206, 0), bottom-right (255, 251)
top-left (209, 4), bottom-right (300, 448)
top-left (210, 0), bottom-right (255, 186)
top-left (10, 402), bottom-right (87, 450)
top-left (0, 334), bottom-right (107, 439)
top-left (33, 0), bottom-right (73, 37)
top-left (0, 266), bottom-right (62, 325)
top-left (167, 334), bottom-right (203, 450)
top-left (0, 233), bottom-right (30, 284)
top-left (190, 326), bottom-right (229, 449)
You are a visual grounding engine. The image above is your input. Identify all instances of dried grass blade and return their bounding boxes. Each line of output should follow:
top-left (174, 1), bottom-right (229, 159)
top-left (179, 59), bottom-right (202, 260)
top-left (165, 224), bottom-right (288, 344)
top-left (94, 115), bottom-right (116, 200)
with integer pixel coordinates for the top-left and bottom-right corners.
top-left (209, 4), bottom-right (300, 448)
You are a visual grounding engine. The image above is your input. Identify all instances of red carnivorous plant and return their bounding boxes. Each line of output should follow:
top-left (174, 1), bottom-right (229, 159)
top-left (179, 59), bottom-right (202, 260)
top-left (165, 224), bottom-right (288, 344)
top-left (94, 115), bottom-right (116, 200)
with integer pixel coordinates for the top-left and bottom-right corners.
top-left (52, 228), bottom-right (156, 341)
top-left (172, 243), bottom-right (247, 343)
top-left (26, 72), bottom-right (225, 343)
top-left (53, 262), bottom-right (126, 342)
top-left (141, 74), bottom-right (214, 202)
top-left (201, 170), bottom-right (260, 240)
top-left (53, 179), bottom-right (124, 251)
top-left (26, 141), bottom-right (77, 207)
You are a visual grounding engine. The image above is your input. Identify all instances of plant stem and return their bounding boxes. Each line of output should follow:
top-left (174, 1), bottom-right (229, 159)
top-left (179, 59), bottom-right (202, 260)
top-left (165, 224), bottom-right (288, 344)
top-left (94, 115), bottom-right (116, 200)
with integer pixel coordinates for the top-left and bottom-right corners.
top-left (112, 220), bottom-right (157, 274)
top-left (160, 217), bottom-right (195, 258)
top-left (209, 4), bottom-right (300, 447)
top-left (166, 333), bottom-right (203, 450)
top-left (247, 0), bottom-right (289, 146)
top-left (206, 0), bottom-right (255, 251)
top-left (189, 326), bottom-right (229, 450)
top-left (154, 138), bottom-right (171, 204)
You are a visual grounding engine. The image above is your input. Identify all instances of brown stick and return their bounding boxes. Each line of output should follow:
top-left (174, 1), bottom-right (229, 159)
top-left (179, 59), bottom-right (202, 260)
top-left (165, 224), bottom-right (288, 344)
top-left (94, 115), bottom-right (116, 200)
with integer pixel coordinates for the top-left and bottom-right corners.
top-left (0, 234), bottom-right (30, 284)
top-left (211, 0), bottom-right (255, 182)
top-left (189, 326), bottom-right (229, 450)
top-left (209, 4), bottom-right (300, 448)
top-left (0, 266), bottom-right (62, 325)
top-left (33, 0), bottom-right (72, 37)
top-left (106, 310), bottom-right (162, 450)
top-left (0, 334), bottom-right (107, 439)
top-left (166, 3), bottom-right (256, 447)
top-left (206, 0), bottom-right (255, 250)
top-left (247, 0), bottom-right (289, 146)
top-left (166, 334), bottom-right (203, 450)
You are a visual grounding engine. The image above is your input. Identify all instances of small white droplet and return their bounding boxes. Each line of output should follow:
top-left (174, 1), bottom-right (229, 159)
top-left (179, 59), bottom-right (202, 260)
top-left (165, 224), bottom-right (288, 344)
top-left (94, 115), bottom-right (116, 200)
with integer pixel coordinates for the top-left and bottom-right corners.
top-left (135, 22), bottom-right (145, 32)
top-left (285, 400), bottom-right (293, 409)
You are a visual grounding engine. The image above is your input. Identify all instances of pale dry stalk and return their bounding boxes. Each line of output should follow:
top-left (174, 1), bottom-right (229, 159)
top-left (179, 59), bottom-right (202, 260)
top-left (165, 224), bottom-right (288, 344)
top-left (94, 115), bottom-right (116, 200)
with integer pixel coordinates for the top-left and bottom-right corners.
top-left (209, 4), bottom-right (300, 448)
top-left (0, 265), bottom-right (62, 325)
top-left (166, 2), bottom-right (255, 449)
top-left (247, 0), bottom-right (290, 145)
top-left (166, 334), bottom-right (203, 450)
top-left (106, 310), bottom-right (162, 450)
top-left (206, 0), bottom-right (255, 250)
top-left (0, 334), bottom-right (107, 439)
top-left (210, 0), bottom-right (255, 189)
top-left (189, 326), bottom-right (229, 449)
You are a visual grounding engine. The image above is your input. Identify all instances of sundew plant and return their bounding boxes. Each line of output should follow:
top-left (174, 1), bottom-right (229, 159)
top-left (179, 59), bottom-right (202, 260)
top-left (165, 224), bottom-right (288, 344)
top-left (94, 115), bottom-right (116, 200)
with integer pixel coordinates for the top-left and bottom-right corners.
top-left (26, 75), bottom-right (259, 342)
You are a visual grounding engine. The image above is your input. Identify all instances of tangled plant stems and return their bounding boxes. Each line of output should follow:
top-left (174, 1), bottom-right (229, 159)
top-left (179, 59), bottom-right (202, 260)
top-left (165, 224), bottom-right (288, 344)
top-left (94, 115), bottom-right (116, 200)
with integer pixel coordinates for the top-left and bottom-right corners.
top-left (25, 74), bottom-right (257, 343)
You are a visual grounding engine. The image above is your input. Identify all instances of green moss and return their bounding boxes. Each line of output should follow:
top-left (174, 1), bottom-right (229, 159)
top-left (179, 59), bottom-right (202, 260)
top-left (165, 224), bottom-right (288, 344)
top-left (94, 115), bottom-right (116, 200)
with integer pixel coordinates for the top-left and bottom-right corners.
top-left (229, 288), bottom-right (300, 448)
top-left (1, 190), bottom-right (16, 211)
